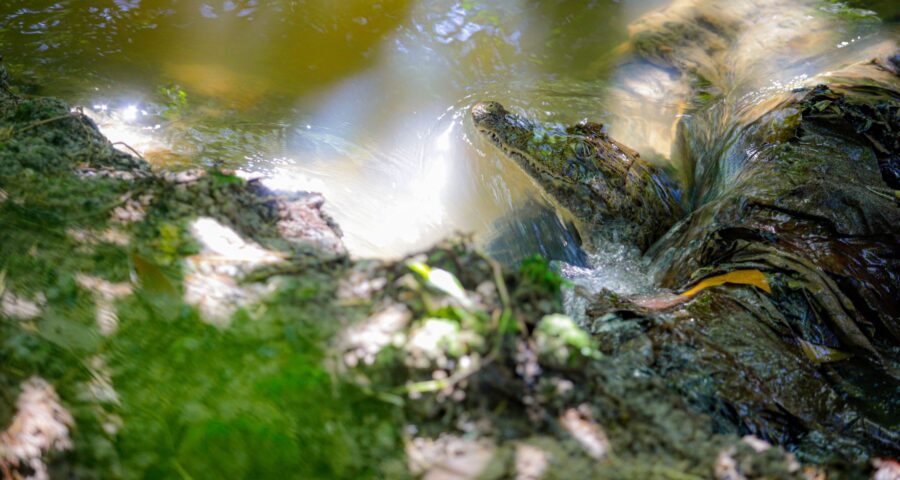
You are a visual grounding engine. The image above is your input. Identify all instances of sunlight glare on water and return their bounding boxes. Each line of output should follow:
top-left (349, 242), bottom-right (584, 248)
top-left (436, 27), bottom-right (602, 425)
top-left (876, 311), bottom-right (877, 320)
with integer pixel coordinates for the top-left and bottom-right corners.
top-left (1, 0), bottom-right (673, 260)
top-left (0, 0), bottom-right (896, 262)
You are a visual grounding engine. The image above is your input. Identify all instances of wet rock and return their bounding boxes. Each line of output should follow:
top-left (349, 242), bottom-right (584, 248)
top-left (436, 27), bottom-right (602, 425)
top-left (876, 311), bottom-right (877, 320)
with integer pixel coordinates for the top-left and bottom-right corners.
top-left (274, 190), bottom-right (345, 256)
top-left (183, 217), bottom-right (284, 324)
top-left (74, 274), bottom-right (131, 335)
top-left (872, 459), bottom-right (900, 480)
top-left (342, 302), bottom-right (412, 367)
top-left (514, 443), bottom-right (549, 480)
top-left (0, 291), bottom-right (44, 321)
top-left (473, 7), bottom-right (900, 464)
top-left (559, 407), bottom-right (610, 461)
top-left (406, 434), bottom-right (497, 480)
top-left (0, 378), bottom-right (74, 480)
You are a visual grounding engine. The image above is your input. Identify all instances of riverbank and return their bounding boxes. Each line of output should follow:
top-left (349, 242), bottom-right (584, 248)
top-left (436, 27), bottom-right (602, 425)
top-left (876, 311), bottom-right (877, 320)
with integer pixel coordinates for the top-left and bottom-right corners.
top-left (0, 63), bottom-right (896, 479)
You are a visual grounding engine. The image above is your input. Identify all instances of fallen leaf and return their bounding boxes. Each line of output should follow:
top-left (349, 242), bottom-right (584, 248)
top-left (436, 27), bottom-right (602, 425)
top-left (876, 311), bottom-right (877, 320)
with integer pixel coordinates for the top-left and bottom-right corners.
top-left (631, 292), bottom-right (685, 310)
top-left (130, 253), bottom-right (177, 296)
top-left (559, 408), bottom-right (609, 461)
top-left (680, 270), bottom-right (771, 298)
top-left (798, 340), bottom-right (852, 364)
top-left (408, 262), bottom-right (472, 308)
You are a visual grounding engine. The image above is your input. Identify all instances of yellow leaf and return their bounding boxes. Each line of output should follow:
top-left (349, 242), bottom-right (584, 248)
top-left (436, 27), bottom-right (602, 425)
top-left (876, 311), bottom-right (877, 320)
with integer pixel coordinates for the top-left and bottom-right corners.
top-left (407, 261), bottom-right (472, 308)
top-left (407, 261), bottom-right (431, 278)
top-left (798, 340), bottom-right (852, 364)
top-left (680, 269), bottom-right (771, 298)
top-left (130, 253), bottom-right (177, 296)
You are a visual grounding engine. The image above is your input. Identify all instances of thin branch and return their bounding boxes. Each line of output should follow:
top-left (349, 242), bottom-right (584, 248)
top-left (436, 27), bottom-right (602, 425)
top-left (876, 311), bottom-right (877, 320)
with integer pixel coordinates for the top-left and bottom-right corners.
top-left (112, 141), bottom-right (145, 161)
top-left (13, 113), bottom-right (78, 135)
top-left (401, 354), bottom-right (495, 394)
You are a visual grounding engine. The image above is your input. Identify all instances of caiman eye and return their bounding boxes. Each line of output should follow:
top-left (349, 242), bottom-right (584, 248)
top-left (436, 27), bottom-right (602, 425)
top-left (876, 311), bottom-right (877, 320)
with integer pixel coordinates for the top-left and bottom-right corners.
top-left (572, 140), bottom-right (594, 159)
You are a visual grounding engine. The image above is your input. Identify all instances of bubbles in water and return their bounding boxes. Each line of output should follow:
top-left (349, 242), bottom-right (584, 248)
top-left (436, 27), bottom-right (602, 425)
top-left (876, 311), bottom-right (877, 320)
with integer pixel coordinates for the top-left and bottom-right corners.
top-left (560, 241), bottom-right (657, 324)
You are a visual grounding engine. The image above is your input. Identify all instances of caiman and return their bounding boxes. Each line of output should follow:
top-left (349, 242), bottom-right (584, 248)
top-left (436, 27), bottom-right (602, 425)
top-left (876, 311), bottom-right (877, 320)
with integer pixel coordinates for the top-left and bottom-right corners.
top-left (472, 50), bottom-right (900, 462)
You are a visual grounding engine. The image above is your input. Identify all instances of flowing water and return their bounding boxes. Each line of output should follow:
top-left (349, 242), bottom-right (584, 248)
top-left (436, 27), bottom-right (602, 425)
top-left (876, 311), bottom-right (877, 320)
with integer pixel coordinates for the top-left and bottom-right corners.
top-left (0, 0), bottom-right (897, 268)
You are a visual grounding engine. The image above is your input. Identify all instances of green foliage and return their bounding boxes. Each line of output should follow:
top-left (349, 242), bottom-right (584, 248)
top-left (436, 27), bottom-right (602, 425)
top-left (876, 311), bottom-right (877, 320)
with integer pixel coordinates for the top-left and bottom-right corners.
top-left (0, 212), bottom-right (406, 480)
top-left (208, 170), bottom-right (243, 188)
top-left (408, 261), bottom-right (472, 308)
top-left (822, 1), bottom-right (880, 22)
top-left (517, 255), bottom-right (564, 298)
top-left (0, 321), bottom-right (118, 480)
top-left (0, 177), bottom-right (130, 293)
top-left (145, 220), bottom-right (197, 267)
top-left (534, 314), bottom-right (598, 367)
top-left (160, 85), bottom-right (189, 121)
top-left (536, 314), bottom-right (591, 350)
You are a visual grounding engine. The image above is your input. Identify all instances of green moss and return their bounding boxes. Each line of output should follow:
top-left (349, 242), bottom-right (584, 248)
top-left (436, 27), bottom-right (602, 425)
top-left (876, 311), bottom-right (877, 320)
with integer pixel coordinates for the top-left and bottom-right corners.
top-left (518, 255), bottom-right (564, 295)
top-left (821, 1), bottom-right (880, 22)
top-left (0, 82), bottom-right (406, 479)
top-left (535, 314), bottom-right (598, 366)
top-left (106, 277), bottom-right (405, 479)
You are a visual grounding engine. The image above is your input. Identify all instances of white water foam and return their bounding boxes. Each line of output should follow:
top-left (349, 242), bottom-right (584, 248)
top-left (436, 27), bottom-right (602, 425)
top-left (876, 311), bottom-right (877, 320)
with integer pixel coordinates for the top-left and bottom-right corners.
top-left (560, 241), bottom-right (658, 324)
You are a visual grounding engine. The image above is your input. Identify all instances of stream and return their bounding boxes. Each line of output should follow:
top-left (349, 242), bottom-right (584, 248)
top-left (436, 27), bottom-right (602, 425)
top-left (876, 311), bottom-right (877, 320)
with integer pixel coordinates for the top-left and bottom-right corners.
top-left (1, 0), bottom-right (897, 265)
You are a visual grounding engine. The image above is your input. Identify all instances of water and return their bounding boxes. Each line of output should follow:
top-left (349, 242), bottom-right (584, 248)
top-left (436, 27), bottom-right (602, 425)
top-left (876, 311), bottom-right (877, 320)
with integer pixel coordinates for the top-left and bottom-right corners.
top-left (0, 0), bottom-right (659, 258)
top-left (0, 0), bottom-right (896, 263)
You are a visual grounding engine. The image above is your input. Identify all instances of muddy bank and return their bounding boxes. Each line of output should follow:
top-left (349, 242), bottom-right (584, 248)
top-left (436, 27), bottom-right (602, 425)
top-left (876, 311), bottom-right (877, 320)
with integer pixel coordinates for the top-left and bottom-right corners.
top-left (0, 62), bottom-right (897, 480)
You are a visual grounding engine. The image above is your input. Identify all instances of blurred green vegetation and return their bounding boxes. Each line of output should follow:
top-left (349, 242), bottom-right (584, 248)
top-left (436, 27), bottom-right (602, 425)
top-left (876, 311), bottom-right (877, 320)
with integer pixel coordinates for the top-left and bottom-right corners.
top-left (0, 208), bottom-right (408, 479)
top-left (107, 277), bottom-right (406, 479)
top-left (0, 95), bottom-right (406, 479)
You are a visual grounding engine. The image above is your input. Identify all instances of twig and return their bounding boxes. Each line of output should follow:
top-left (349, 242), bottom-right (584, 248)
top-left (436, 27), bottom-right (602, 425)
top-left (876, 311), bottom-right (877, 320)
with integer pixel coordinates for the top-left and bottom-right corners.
top-left (865, 185), bottom-right (899, 202)
top-left (13, 113), bottom-right (78, 136)
top-left (486, 256), bottom-right (526, 333)
top-left (1, 459), bottom-right (13, 480)
top-left (171, 460), bottom-right (196, 480)
top-left (112, 141), bottom-right (145, 161)
top-left (401, 354), bottom-right (495, 394)
top-left (488, 257), bottom-right (511, 312)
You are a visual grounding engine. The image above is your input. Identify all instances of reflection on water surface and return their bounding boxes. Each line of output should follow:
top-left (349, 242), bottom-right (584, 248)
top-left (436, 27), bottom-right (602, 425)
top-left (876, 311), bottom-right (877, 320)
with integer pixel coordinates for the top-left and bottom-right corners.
top-left (0, 0), bottom-right (896, 259)
top-left (1, 0), bottom-right (669, 259)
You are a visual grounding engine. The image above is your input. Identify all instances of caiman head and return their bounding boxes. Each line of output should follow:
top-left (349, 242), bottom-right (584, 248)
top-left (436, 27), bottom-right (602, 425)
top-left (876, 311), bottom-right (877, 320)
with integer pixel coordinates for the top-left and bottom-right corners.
top-left (471, 101), bottom-right (682, 251)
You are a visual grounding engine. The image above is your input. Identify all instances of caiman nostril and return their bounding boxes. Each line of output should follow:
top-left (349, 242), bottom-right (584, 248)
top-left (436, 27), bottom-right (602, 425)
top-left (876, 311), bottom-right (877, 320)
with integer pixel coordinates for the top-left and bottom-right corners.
top-left (471, 102), bottom-right (491, 123)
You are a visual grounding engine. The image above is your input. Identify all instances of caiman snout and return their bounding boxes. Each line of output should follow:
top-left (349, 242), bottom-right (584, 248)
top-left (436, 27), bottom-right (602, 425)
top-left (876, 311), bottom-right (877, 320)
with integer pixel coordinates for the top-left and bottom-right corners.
top-left (471, 101), bottom-right (508, 128)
